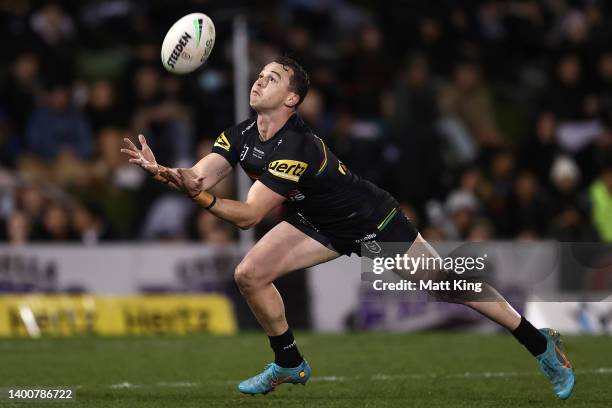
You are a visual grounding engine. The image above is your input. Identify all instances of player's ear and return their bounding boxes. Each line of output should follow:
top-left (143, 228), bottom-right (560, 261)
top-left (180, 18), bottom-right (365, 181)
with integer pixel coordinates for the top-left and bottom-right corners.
top-left (284, 92), bottom-right (299, 109)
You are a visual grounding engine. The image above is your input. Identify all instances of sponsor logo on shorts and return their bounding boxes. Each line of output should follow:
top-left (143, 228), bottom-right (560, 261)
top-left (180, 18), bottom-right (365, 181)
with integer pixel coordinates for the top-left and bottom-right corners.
top-left (355, 233), bottom-right (377, 243)
top-left (214, 132), bottom-right (231, 151)
top-left (363, 240), bottom-right (382, 254)
top-left (268, 159), bottom-right (308, 182)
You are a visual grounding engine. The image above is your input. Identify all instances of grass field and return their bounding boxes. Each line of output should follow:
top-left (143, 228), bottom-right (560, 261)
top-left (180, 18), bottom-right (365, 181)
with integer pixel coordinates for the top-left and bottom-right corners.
top-left (1, 332), bottom-right (610, 407)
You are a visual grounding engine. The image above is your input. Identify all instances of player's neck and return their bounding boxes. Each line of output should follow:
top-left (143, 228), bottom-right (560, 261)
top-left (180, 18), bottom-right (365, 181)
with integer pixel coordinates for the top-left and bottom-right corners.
top-left (256, 110), bottom-right (295, 141)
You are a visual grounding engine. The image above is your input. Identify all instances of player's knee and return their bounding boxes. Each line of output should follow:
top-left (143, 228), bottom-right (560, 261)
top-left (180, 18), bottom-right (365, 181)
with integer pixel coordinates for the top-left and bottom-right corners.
top-left (234, 259), bottom-right (265, 292)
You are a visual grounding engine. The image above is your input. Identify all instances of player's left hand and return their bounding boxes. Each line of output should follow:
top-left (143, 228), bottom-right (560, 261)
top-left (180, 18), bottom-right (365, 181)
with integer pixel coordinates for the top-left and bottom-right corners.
top-left (120, 134), bottom-right (160, 175)
top-left (161, 167), bottom-right (204, 197)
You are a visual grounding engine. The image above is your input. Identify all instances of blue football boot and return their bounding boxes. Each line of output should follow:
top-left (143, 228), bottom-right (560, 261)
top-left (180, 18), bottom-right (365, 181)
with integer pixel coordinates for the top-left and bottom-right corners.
top-left (536, 328), bottom-right (576, 400)
top-left (238, 360), bottom-right (311, 395)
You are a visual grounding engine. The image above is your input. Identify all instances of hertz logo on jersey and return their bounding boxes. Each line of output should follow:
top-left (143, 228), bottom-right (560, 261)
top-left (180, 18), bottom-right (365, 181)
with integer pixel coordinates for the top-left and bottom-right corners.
top-left (268, 160), bottom-right (308, 182)
top-left (214, 132), bottom-right (231, 151)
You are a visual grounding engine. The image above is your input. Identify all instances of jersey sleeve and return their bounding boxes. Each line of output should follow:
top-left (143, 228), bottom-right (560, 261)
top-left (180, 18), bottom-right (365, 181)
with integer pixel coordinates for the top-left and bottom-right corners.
top-left (259, 131), bottom-right (315, 197)
top-left (211, 126), bottom-right (241, 167)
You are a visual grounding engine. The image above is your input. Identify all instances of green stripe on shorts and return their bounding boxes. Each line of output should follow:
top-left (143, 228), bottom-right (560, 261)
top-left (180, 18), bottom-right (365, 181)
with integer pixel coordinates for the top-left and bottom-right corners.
top-left (377, 208), bottom-right (398, 231)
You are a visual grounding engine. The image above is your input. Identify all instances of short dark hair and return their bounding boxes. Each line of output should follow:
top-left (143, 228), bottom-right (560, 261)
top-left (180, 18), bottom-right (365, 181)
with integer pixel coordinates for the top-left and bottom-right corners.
top-left (273, 56), bottom-right (310, 108)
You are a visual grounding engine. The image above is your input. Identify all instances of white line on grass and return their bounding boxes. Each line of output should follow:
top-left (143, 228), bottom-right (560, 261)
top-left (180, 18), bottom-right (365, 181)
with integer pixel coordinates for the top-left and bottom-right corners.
top-left (310, 367), bottom-right (612, 382)
top-left (110, 382), bottom-right (139, 389)
top-left (155, 381), bottom-right (200, 387)
top-left (111, 367), bottom-right (612, 389)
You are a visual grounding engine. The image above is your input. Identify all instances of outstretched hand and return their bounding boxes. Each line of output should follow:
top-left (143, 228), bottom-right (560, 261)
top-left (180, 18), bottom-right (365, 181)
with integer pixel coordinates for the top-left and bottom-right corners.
top-left (161, 167), bottom-right (204, 197)
top-left (120, 134), bottom-right (159, 175)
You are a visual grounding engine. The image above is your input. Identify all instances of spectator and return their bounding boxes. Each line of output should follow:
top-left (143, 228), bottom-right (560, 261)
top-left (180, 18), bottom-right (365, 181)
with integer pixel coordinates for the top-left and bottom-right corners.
top-left (547, 54), bottom-right (587, 121)
top-left (486, 149), bottom-right (516, 234)
top-left (6, 210), bottom-right (31, 244)
top-left (597, 52), bottom-right (612, 125)
top-left (549, 156), bottom-right (582, 217)
top-left (519, 112), bottom-right (561, 185)
top-left (0, 53), bottom-right (42, 135)
top-left (34, 202), bottom-right (78, 242)
top-left (25, 81), bottom-right (93, 161)
top-left (589, 162), bottom-right (612, 241)
top-left (439, 60), bottom-right (503, 149)
top-left (340, 24), bottom-right (393, 118)
top-left (0, 110), bottom-right (18, 168)
top-left (130, 66), bottom-right (194, 167)
top-left (299, 87), bottom-right (332, 138)
top-left (445, 190), bottom-right (480, 239)
top-left (467, 219), bottom-right (495, 242)
top-left (15, 183), bottom-right (46, 236)
top-left (506, 170), bottom-right (551, 237)
top-left (385, 55), bottom-right (438, 137)
top-left (85, 80), bottom-right (127, 133)
top-left (29, 2), bottom-right (77, 79)
top-left (72, 201), bottom-right (115, 245)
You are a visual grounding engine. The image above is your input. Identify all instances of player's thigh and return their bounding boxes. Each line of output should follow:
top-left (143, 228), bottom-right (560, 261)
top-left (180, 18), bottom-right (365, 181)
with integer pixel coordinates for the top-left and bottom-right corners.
top-left (406, 233), bottom-right (441, 258)
top-left (238, 221), bottom-right (340, 283)
top-left (402, 233), bottom-right (443, 280)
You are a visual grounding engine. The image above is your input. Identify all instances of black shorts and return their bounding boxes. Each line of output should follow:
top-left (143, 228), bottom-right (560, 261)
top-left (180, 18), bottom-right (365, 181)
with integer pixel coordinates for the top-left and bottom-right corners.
top-left (285, 207), bottom-right (419, 257)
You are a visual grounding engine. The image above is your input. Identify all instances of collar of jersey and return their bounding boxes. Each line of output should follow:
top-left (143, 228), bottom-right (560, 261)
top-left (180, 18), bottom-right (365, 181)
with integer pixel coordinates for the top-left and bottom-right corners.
top-left (256, 113), bottom-right (300, 144)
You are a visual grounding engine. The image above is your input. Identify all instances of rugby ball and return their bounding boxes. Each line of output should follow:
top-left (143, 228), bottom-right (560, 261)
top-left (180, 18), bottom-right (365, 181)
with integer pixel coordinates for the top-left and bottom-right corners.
top-left (161, 13), bottom-right (215, 74)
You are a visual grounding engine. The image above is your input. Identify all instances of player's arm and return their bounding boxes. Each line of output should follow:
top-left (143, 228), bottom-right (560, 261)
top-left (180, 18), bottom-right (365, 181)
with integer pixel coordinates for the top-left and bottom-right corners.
top-left (164, 169), bottom-right (285, 229)
top-left (207, 181), bottom-right (285, 229)
top-left (166, 127), bottom-right (241, 191)
top-left (187, 152), bottom-right (233, 191)
top-left (121, 134), bottom-right (232, 191)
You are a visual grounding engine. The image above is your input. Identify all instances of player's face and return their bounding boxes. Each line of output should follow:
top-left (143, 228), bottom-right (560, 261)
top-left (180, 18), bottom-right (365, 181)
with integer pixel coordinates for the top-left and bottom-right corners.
top-left (250, 62), bottom-right (298, 112)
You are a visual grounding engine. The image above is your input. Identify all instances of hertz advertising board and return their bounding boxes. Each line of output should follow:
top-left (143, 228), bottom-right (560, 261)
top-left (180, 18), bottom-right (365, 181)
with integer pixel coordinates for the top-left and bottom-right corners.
top-left (0, 295), bottom-right (237, 337)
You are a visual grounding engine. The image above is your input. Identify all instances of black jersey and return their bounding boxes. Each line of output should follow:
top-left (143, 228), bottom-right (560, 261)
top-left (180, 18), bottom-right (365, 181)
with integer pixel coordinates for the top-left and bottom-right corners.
top-left (211, 114), bottom-right (401, 248)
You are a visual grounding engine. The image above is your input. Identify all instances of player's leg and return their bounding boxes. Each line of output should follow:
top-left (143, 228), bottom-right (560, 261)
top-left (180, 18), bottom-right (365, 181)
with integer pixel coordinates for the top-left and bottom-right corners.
top-left (234, 220), bottom-right (339, 395)
top-left (406, 234), bottom-right (523, 328)
top-left (234, 220), bottom-right (338, 336)
top-left (403, 233), bottom-right (575, 399)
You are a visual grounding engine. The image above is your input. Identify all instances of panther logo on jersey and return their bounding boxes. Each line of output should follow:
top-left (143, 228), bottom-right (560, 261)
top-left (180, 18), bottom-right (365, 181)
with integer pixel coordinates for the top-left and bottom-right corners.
top-left (268, 160), bottom-right (308, 182)
top-left (214, 132), bottom-right (231, 151)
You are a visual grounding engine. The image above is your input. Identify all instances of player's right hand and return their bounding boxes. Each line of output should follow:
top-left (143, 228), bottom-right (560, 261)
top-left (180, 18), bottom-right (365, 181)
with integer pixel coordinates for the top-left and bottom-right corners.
top-left (161, 167), bottom-right (204, 197)
top-left (120, 134), bottom-right (159, 175)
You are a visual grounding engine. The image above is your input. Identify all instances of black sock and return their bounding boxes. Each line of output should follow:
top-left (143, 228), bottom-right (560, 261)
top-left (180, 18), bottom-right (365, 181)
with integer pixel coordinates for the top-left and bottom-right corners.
top-left (511, 316), bottom-right (547, 357)
top-left (268, 329), bottom-right (303, 368)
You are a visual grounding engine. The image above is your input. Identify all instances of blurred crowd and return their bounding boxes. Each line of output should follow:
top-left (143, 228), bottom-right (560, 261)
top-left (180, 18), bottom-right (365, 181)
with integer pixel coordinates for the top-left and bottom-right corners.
top-left (1, 0), bottom-right (612, 245)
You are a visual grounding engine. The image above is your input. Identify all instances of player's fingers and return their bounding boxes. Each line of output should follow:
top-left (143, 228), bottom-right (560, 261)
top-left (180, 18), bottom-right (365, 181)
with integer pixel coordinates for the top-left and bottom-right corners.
top-left (128, 158), bottom-right (142, 164)
top-left (159, 167), bottom-right (170, 176)
top-left (120, 149), bottom-right (140, 158)
top-left (123, 138), bottom-right (139, 151)
top-left (138, 134), bottom-right (147, 146)
top-left (162, 168), bottom-right (181, 184)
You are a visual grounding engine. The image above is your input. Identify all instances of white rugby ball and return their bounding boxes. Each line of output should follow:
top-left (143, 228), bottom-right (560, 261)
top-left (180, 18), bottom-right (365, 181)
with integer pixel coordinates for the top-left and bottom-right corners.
top-left (161, 13), bottom-right (215, 74)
